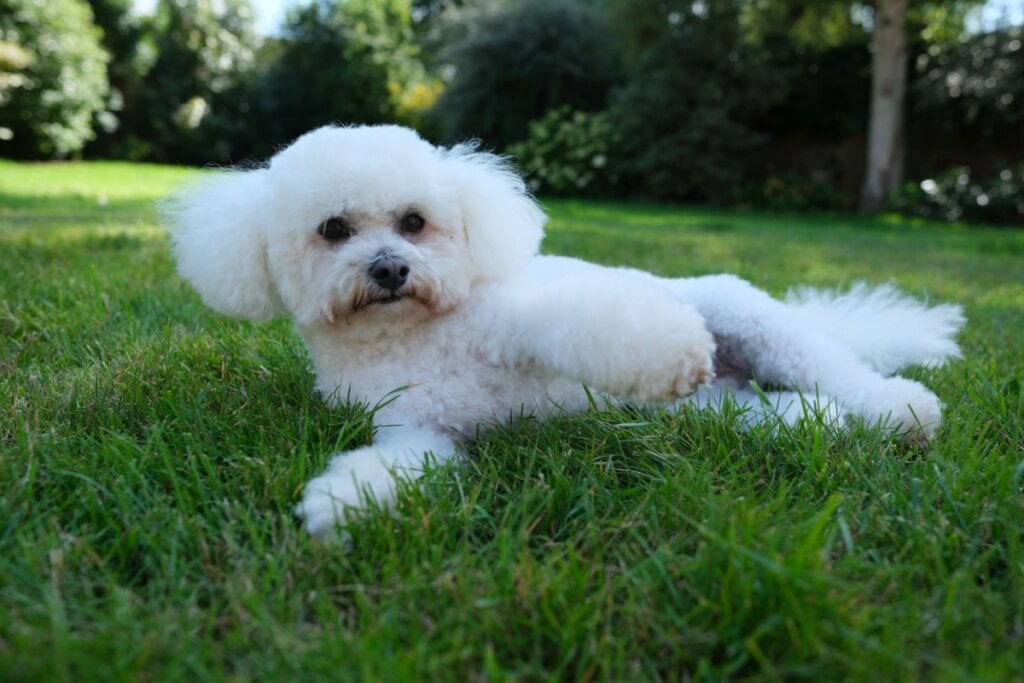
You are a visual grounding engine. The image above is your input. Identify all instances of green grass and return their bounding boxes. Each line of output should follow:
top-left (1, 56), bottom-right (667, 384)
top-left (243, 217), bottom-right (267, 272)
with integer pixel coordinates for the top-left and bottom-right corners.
top-left (1, 159), bottom-right (1023, 681)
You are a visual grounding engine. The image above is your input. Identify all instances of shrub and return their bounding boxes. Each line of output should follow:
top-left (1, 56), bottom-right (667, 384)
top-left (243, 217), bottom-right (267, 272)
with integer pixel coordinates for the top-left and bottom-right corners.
top-left (240, 0), bottom-right (430, 160)
top-left (430, 0), bottom-right (617, 148)
top-left (0, 0), bottom-right (109, 158)
top-left (122, 0), bottom-right (262, 164)
top-left (910, 26), bottom-right (1024, 141)
top-left (607, 3), bottom-right (788, 203)
top-left (890, 164), bottom-right (1024, 226)
top-left (83, 0), bottom-right (150, 159)
top-left (507, 107), bottom-right (618, 197)
top-left (732, 172), bottom-right (847, 212)
top-left (756, 38), bottom-right (870, 142)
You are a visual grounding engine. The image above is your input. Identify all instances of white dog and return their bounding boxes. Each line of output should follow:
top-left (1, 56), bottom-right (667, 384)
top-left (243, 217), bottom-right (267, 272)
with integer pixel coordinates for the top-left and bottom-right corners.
top-left (164, 124), bottom-right (964, 537)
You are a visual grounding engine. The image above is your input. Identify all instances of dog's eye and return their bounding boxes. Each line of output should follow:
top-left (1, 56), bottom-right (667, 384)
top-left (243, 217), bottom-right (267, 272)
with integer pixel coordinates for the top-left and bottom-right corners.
top-left (317, 217), bottom-right (353, 243)
top-left (399, 212), bottom-right (425, 235)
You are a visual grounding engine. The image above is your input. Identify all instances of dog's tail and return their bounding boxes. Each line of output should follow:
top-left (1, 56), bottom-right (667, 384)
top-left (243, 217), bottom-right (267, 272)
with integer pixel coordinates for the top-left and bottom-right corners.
top-left (784, 282), bottom-right (966, 376)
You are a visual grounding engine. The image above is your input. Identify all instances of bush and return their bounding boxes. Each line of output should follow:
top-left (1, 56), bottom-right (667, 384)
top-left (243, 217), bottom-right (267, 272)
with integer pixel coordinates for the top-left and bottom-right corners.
top-left (119, 0), bottom-right (262, 164)
top-left (890, 164), bottom-right (1024, 225)
top-left (732, 172), bottom-right (847, 212)
top-left (755, 38), bottom-right (870, 141)
top-left (607, 3), bottom-right (788, 203)
top-left (83, 0), bottom-right (149, 159)
top-left (910, 26), bottom-right (1024, 141)
top-left (430, 0), bottom-right (617, 148)
top-left (507, 107), bottom-right (618, 197)
top-left (240, 0), bottom-right (431, 160)
top-left (0, 0), bottom-right (109, 158)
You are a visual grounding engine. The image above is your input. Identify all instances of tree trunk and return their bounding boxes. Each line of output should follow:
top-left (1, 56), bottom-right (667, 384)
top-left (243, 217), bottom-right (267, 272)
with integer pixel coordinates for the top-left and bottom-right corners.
top-left (859, 0), bottom-right (909, 214)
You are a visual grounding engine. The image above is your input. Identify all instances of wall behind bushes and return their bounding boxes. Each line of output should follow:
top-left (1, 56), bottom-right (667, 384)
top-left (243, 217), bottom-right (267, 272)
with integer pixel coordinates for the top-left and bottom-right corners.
top-left (1, 0), bottom-right (1020, 225)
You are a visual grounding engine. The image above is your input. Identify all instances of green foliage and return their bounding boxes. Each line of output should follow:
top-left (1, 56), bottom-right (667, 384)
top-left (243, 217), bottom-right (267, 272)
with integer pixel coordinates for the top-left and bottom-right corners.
top-left (241, 0), bottom-right (433, 159)
top-left (0, 0), bottom-right (109, 158)
top-left (756, 37), bottom-right (870, 140)
top-left (3, 161), bottom-right (1024, 679)
top-left (910, 26), bottom-right (1024, 141)
top-left (507, 107), bottom-right (618, 197)
top-left (86, 0), bottom-right (143, 58)
top-left (1, 0), bottom-right (1017, 207)
top-left (607, 2), bottom-right (789, 203)
top-left (430, 0), bottom-right (617, 148)
top-left (83, 0), bottom-right (151, 156)
top-left (738, 0), bottom-right (868, 48)
top-left (125, 0), bottom-right (261, 163)
top-left (731, 172), bottom-right (848, 212)
top-left (910, 1), bottom-right (985, 44)
top-left (736, 0), bottom-right (983, 48)
top-left (891, 164), bottom-right (1024, 225)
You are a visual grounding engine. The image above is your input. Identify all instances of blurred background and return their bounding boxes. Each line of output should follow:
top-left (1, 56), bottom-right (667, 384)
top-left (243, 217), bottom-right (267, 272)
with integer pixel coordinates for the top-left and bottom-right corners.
top-left (0, 0), bottom-right (1021, 223)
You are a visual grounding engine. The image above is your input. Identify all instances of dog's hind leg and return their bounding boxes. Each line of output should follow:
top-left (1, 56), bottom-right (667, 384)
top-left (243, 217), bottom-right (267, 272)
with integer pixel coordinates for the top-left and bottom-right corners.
top-left (667, 274), bottom-right (945, 441)
top-left (690, 383), bottom-right (849, 432)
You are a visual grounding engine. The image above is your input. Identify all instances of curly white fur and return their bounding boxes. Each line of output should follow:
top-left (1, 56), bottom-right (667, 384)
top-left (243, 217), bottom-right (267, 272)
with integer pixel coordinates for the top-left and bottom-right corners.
top-left (163, 124), bottom-right (965, 538)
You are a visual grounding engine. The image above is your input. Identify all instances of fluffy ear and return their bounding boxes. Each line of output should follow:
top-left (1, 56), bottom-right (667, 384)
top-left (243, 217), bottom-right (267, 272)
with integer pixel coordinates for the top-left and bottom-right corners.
top-left (161, 169), bottom-right (280, 321)
top-left (442, 143), bottom-right (546, 281)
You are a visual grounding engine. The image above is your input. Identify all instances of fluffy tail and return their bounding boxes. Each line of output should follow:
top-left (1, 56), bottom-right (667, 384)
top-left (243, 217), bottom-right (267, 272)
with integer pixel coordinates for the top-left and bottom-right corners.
top-left (785, 282), bottom-right (965, 376)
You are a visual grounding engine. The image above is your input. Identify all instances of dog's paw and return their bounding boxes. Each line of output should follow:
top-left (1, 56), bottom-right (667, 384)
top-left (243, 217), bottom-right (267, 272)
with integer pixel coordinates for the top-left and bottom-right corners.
top-left (294, 472), bottom-right (362, 538)
top-left (670, 337), bottom-right (715, 397)
top-left (294, 453), bottom-right (398, 538)
top-left (630, 307), bottom-right (715, 402)
top-left (850, 376), bottom-right (943, 446)
top-left (884, 377), bottom-right (944, 445)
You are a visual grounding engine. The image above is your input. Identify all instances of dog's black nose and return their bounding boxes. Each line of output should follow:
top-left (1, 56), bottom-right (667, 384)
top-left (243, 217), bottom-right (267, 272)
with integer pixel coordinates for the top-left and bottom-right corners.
top-left (369, 254), bottom-right (410, 292)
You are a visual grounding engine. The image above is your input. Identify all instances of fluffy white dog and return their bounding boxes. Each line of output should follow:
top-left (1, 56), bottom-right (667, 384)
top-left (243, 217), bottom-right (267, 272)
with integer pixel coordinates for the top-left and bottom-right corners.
top-left (164, 124), bottom-right (965, 537)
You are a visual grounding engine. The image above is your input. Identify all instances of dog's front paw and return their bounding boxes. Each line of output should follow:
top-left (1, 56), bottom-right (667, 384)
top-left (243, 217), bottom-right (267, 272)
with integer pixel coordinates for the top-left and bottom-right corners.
top-left (641, 348), bottom-right (715, 402)
top-left (294, 473), bottom-right (362, 538)
top-left (630, 307), bottom-right (715, 402)
top-left (294, 452), bottom-right (398, 538)
top-left (670, 335), bottom-right (715, 397)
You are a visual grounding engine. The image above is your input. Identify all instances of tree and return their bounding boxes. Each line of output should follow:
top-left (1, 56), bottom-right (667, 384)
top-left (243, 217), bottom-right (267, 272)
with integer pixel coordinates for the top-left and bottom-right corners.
top-left (128, 0), bottom-right (261, 163)
top-left (857, 0), bottom-right (987, 212)
top-left (430, 0), bottom-right (617, 148)
top-left (0, 0), bottom-right (109, 158)
top-left (859, 0), bottom-right (910, 213)
top-left (83, 0), bottom-right (149, 157)
top-left (245, 0), bottom-right (434, 158)
top-left (911, 25), bottom-right (1024, 143)
top-left (606, 1), bottom-right (789, 202)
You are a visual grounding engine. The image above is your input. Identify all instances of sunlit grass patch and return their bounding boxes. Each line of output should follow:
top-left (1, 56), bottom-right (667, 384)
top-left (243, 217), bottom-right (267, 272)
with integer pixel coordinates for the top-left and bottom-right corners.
top-left (2, 161), bottom-right (1023, 680)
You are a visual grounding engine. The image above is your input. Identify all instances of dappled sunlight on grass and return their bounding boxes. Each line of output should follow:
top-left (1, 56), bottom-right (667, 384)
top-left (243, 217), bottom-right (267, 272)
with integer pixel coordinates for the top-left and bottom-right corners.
top-left (1, 221), bottom-right (167, 245)
top-left (0, 160), bottom-right (201, 234)
top-left (0, 160), bottom-right (201, 200)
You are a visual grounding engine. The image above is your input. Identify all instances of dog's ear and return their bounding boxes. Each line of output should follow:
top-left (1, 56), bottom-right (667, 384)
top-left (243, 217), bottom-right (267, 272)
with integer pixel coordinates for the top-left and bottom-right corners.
top-left (162, 169), bottom-right (280, 321)
top-left (442, 144), bottom-right (545, 281)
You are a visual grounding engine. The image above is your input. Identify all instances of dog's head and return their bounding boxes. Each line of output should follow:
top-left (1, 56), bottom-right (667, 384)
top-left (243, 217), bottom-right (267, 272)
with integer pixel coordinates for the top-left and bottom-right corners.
top-left (163, 125), bottom-right (545, 328)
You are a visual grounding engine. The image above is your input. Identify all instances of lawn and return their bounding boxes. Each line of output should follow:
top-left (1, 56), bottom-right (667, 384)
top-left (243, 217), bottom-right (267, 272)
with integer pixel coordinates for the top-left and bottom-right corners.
top-left (1, 159), bottom-right (1022, 681)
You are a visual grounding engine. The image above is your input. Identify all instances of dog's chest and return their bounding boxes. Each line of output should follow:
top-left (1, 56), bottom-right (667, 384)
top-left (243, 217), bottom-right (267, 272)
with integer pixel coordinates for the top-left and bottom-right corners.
top-left (301, 320), bottom-right (583, 435)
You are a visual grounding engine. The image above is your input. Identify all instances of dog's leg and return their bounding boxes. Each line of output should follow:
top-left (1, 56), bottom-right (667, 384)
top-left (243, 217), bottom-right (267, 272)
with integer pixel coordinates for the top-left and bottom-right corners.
top-left (295, 427), bottom-right (456, 538)
top-left (670, 274), bottom-right (944, 441)
top-left (691, 383), bottom-right (849, 432)
top-left (487, 271), bottom-right (714, 402)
